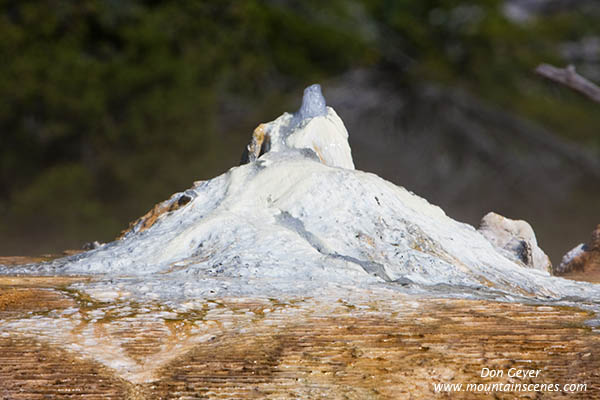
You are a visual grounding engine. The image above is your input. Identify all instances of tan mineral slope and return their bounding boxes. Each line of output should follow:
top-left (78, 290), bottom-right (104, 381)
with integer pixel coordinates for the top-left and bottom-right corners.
top-left (0, 274), bottom-right (599, 399)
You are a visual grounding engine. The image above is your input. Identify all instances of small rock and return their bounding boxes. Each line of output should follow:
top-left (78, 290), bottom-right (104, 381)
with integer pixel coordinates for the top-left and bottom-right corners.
top-left (478, 212), bottom-right (552, 272)
top-left (82, 241), bottom-right (103, 251)
top-left (555, 225), bottom-right (600, 275)
top-left (556, 244), bottom-right (586, 275)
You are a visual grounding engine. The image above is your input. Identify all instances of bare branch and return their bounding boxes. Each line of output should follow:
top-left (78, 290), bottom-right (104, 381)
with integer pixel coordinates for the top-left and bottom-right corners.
top-left (535, 63), bottom-right (600, 104)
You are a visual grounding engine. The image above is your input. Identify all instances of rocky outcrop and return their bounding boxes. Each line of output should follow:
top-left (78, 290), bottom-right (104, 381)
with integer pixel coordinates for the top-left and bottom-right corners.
top-left (477, 212), bottom-right (552, 273)
top-left (556, 224), bottom-right (600, 275)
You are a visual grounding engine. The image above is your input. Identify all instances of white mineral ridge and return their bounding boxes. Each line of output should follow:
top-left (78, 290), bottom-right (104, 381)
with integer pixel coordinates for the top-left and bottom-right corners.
top-left (19, 157), bottom-right (598, 302)
top-left (3, 84), bottom-right (600, 305)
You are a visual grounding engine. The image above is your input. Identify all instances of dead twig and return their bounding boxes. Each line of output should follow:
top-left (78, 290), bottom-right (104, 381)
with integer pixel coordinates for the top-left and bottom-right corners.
top-left (535, 63), bottom-right (600, 104)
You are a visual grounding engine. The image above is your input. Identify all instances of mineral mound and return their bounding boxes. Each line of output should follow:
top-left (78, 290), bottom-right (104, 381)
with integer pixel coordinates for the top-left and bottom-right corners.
top-left (3, 84), bottom-right (598, 305)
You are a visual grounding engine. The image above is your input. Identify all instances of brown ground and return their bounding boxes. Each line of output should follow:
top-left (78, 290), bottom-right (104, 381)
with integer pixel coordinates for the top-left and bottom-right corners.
top-left (146, 300), bottom-right (600, 400)
top-left (0, 336), bottom-right (133, 400)
top-left (0, 275), bottom-right (598, 399)
top-left (0, 251), bottom-right (82, 266)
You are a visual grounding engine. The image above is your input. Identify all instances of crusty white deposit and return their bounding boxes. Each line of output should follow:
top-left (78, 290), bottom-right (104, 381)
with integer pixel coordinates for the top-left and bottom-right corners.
top-left (2, 84), bottom-right (599, 306)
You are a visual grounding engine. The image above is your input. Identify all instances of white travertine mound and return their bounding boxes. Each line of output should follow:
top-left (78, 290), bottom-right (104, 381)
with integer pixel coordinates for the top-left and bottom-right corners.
top-left (2, 84), bottom-right (599, 305)
top-left (478, 212), bottom-right (552, 273)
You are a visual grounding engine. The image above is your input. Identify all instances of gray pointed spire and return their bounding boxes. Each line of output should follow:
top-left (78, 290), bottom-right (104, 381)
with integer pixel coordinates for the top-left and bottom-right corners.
top-left (296, 83), bottom-right (327, 120)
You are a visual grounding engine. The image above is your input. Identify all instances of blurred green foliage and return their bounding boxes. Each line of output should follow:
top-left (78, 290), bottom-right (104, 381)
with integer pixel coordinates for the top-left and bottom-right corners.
top-left (1, 0), bottom-right (599, 254)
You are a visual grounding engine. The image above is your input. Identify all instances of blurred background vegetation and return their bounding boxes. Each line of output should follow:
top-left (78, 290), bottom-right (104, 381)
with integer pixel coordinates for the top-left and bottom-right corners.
top-left (1, 0), bottom-right (599, 262)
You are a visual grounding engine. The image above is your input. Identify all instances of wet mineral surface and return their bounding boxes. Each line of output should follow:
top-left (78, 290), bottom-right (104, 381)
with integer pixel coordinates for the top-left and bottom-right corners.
top-left (1, 269), bottom-right (598, 399)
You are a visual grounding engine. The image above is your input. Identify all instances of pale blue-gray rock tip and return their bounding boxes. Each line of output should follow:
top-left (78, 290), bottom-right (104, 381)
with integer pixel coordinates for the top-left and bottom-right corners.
top-left (296, 83), bottom-right (327, 121)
